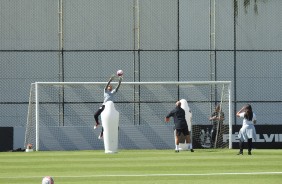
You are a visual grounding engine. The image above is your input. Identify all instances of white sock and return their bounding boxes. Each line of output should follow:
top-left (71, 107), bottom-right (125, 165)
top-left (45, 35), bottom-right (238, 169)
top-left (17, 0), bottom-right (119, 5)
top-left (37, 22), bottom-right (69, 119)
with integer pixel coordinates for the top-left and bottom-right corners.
top-left (189, 144), bottom-right (193, 149)
top-left (175, 145), bottom-right (179, 150)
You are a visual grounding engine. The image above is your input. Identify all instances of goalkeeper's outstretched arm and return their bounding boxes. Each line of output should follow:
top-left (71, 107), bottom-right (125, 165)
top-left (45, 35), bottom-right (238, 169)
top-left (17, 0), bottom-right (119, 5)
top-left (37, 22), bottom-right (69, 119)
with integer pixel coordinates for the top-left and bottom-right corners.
top-left (105, 76), bottom-right (114, 90)
top-left (115, 76), bottom-right (122, 92)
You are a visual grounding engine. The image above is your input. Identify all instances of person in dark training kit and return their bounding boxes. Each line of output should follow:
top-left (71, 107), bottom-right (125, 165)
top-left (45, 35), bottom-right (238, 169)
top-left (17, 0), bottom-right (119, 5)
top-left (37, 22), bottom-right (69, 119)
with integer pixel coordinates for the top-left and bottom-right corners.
top-left (209, 104), bottom-right (225, 148)
top-left (94, 75), bottom-right (122, 139)
top-left (165, 101), bottom-right (194, 152)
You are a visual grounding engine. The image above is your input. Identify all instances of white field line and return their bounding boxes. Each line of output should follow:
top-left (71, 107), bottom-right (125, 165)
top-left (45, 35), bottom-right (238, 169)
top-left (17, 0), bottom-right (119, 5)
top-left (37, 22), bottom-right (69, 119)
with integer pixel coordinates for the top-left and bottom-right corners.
top-left (0, 172), bottom-right (282, 179)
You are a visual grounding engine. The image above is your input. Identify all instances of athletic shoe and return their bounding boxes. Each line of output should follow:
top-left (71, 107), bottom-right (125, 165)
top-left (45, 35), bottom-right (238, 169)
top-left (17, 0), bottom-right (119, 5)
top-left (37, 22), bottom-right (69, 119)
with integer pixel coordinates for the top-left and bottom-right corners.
top-left (190, 149), bottom-right (194, 152)
top-left (237, 152), bottom-right (243, 155)
top-left (98, 134), bottom-right (103, 140)
top-left (248, 151), bottom-right (252, 155)
top-left (94, 122), bottom-right (100, 129)
top-left (175, 150), bottom-right (179, 153)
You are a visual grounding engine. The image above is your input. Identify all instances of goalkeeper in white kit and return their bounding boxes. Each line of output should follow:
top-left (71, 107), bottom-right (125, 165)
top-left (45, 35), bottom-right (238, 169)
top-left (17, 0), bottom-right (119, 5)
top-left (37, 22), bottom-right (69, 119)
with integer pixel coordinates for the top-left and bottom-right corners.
top-left (94, 75), bottom-right (122, 139)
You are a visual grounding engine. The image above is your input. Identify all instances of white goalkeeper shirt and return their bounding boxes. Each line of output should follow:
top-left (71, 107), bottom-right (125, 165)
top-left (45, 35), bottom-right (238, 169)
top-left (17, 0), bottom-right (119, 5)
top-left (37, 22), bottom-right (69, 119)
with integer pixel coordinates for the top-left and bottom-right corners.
top-left (238, 112), bottom-right (257, 141)
top-left (239, 112), bottom-right (256, 126)
top-left (103, 89), bottom-right (117, 104)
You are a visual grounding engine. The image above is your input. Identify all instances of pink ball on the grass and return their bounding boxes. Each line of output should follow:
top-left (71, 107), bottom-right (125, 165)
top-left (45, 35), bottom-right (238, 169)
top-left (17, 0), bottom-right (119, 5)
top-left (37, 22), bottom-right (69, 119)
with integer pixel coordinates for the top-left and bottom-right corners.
top-left (42, 176), bottom-right (54, 184)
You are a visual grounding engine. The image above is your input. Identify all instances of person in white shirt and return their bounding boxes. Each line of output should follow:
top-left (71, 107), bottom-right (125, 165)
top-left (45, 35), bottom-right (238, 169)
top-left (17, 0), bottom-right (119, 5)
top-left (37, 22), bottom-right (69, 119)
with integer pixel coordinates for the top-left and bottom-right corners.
top-left (236, 104), bottom-right (256, 155)
top-left (94, 75), bottom-right (122, 139)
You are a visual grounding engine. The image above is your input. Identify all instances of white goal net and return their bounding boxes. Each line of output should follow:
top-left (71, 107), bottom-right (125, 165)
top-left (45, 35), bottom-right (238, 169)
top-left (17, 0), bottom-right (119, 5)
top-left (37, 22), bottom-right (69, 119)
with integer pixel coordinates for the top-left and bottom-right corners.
top-left (25, 81), bottom-right (232, 151)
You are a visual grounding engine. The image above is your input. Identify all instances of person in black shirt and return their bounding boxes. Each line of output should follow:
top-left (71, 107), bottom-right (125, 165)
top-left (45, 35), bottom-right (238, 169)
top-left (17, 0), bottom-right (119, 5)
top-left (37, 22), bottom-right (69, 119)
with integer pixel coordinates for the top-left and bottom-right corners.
top-left (165, 101), bottom-right (194, 152)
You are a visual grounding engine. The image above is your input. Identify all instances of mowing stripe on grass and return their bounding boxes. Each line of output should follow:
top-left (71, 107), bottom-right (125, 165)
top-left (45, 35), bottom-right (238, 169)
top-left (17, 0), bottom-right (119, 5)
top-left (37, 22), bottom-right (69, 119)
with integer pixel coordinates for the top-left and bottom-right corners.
top-left (1, 171), bottom-right (282, 179)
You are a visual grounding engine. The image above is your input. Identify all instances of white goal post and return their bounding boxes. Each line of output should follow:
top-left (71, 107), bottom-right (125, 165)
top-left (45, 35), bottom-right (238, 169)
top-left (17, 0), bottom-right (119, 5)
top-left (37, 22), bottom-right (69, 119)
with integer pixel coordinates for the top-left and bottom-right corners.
top-left (25, 81), bottom-right (232, 151)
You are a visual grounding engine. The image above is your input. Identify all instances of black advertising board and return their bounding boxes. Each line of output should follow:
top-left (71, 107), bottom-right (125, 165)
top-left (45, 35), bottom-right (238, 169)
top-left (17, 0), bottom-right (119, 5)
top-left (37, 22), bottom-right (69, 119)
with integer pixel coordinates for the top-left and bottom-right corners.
top-left (0, 127), bottom-right (13, 151)
top-left (192, 125), bottom-right (282, 149)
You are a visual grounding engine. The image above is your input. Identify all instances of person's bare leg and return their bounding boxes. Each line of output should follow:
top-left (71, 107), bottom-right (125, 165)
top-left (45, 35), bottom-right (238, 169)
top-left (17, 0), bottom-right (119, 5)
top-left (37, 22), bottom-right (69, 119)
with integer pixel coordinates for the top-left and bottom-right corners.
top-left (185, 135), bottom-right (194, 152)
top-left (175, 135), bottom-right (179, 152)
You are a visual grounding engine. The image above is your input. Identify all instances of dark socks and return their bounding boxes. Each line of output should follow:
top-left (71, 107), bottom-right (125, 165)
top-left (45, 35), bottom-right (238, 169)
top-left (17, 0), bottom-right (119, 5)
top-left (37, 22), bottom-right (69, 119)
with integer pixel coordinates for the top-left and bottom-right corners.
top-left (237, 140), bottom-right (244, 155)
top-left (248, 138), bottom-right (252, 155)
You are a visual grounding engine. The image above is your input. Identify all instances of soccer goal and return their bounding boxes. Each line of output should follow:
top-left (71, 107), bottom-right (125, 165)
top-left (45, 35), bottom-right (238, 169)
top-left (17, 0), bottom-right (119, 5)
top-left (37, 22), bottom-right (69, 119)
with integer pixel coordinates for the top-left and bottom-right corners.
top-left (25, 81), bottom-right (232, 151)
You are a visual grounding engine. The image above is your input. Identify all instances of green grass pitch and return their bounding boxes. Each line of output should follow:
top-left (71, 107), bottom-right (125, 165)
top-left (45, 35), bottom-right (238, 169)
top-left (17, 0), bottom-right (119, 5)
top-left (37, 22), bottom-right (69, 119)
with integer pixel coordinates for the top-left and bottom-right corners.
top-left (0, 149), bottom-right (281, 184)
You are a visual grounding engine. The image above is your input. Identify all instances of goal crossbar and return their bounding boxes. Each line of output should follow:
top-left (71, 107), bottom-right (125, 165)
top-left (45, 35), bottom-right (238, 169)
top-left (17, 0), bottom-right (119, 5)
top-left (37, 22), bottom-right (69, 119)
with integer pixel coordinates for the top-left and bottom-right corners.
top-left (34, 81), bottom-right (231, 86)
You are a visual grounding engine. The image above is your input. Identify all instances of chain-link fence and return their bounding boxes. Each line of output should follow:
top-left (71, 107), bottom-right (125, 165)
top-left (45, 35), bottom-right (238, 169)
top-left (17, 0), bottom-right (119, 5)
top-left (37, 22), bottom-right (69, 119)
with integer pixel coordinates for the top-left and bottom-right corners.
top-left (1, 0), bottom-right (282, 128)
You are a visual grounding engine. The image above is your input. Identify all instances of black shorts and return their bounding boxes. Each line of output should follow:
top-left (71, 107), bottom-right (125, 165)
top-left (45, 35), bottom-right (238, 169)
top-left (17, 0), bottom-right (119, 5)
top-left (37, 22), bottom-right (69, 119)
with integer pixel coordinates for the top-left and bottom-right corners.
top-left (175, 128), bottom-right (189, 136)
